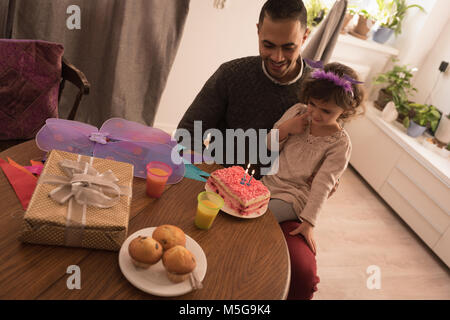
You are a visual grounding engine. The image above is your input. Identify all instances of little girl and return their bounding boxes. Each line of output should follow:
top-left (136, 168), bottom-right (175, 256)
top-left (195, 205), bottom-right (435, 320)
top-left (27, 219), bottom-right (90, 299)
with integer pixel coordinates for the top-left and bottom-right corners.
top-left (262, 62), bottom-right (365, 300)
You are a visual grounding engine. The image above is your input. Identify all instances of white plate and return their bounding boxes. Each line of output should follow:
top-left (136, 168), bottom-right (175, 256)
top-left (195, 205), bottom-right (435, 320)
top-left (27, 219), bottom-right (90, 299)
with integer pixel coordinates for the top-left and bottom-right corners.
top-left (118, 227), bottom-right (207, 297)
top-left (205, 184), bottom-right (268, 219)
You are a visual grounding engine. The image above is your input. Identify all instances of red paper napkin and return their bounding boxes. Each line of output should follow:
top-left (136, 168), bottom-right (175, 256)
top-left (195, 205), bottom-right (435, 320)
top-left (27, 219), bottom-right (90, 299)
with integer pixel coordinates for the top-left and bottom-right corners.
top-left (0, 158), bottom-right (37, 210)
top-left (7, 157), bottom-right (35, 177)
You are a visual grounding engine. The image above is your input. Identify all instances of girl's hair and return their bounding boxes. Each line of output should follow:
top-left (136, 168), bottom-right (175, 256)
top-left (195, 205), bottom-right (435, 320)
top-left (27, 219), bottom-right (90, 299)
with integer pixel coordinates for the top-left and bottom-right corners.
top-left (299, 62), bottom-right (365, 122)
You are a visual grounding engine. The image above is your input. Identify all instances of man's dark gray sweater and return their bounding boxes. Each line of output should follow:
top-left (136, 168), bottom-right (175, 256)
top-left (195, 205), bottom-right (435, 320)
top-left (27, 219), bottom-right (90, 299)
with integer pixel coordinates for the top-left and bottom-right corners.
top-left (177, 56), bottom-right (310, 178)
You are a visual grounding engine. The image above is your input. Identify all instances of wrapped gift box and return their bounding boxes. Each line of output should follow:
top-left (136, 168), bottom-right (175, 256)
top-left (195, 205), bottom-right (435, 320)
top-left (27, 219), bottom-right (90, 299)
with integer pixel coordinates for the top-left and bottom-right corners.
top-left (19, 150), bottom-right (133, 251)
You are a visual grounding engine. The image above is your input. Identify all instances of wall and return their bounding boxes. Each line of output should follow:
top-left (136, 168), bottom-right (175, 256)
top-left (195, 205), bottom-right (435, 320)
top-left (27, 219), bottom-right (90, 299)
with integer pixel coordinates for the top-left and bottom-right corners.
top-left (387, 0), bottom-right (440, 66)
top-left (411, 15), bottom-right (450, 115)
top-left (154, 0), bottom-right (266, 134)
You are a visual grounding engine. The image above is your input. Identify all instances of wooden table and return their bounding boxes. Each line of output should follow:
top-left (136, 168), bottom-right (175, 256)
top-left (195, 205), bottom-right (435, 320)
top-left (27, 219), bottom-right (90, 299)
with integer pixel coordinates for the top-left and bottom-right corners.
top-left (0, 140), bottom-right (290, 299)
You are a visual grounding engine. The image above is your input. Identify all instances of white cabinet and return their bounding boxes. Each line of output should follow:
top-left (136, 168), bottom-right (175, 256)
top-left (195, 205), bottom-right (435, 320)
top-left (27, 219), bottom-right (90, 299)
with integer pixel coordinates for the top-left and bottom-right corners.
top-left (434, 226), bottom-right (450, 267)
top-left (343, 113), bottom-right (403, 192)
top-left (344, 103), bottom-right (450, 267)
top-left (379, 169), bottom-right (444, 249)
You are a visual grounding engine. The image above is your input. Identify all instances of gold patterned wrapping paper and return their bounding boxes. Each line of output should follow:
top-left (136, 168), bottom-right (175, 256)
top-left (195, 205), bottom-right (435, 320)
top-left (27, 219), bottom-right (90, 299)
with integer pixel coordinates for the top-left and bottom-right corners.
top-left (19, 150), bottom-right (134, 251)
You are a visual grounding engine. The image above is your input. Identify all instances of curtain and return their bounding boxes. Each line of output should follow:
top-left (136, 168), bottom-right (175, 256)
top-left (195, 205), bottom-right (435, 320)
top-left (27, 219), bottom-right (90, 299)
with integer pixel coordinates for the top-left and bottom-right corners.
top-left (9, 0), bottom-right (190, 128)
top-left (0, 0), bottom-right (8, 37)
top-left (0, 0), bottom-right (14, 38)
top-left (303, 0), bottom-right (347, 63)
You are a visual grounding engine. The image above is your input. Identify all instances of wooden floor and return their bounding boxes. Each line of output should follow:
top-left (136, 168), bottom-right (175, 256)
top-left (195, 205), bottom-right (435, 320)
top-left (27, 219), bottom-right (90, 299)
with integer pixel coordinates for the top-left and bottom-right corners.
top-left (313, 166), bottom-right (450, 300)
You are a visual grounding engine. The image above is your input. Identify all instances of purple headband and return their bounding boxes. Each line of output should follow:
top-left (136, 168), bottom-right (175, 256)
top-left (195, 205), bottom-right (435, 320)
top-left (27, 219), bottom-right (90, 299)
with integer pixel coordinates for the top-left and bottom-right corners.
top-left (304, 58), bottom-right (364, 97)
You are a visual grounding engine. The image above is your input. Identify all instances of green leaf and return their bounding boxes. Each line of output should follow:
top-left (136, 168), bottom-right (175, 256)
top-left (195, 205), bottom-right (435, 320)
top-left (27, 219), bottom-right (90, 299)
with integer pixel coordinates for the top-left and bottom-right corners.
top-left (406, 4), bottom-right (425, 13)
top-left (430, 120), bottom-right (438, 132)
top-left (403, 117), bottom-right (410, 129)
top-left (430, 110), bottom-right (441, 119)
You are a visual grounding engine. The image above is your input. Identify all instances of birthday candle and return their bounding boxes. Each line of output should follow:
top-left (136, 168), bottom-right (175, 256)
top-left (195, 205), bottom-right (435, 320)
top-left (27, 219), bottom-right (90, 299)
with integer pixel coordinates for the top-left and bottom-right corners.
top-left (204, 133), bottom-right (212, 149)
top-left (244, 164), bottom-right (250, 177)
top-left (240, 163), bottom-right (250, 184)
top-left (246, 170), bottom-right (255, 186)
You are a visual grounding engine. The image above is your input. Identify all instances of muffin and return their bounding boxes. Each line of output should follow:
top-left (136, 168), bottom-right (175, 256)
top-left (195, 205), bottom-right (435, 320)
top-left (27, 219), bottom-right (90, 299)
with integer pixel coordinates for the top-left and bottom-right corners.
top-left (162, 245), bottom-right (197, 283)
top-left (128, 236), bottom-right (163, 269)
top-left (152, 225), bottom-right (186, 250)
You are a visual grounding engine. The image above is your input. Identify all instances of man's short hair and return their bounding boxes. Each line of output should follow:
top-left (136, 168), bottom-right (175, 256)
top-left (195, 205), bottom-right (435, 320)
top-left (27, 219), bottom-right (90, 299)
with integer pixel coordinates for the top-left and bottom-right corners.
top-left (258, 0), bottom-right (308, 30)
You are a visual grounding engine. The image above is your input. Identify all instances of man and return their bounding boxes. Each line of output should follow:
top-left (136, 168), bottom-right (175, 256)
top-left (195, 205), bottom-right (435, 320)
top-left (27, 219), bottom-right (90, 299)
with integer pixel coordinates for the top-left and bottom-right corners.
top-left (177, 0), bottom-right (322, 300)
top-left (176, 0), bottom-right (310, 178)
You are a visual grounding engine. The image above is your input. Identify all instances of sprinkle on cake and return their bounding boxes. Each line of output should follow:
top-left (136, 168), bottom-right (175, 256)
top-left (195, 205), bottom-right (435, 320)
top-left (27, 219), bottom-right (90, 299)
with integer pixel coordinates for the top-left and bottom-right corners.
top-left (206, 166), bottom-right (270, 215)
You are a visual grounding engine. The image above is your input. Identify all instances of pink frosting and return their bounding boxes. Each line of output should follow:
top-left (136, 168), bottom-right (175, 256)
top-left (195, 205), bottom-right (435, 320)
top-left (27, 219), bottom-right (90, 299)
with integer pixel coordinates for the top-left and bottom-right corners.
top-left (210, 166), bottom-right (270, 203)
top-left (207, 179), bottom-right (269, 216)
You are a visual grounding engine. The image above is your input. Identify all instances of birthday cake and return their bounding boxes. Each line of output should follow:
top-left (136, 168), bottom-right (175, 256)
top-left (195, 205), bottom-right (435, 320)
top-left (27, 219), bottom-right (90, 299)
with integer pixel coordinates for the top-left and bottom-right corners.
top-left (206, 166), bottom-right (270, 216)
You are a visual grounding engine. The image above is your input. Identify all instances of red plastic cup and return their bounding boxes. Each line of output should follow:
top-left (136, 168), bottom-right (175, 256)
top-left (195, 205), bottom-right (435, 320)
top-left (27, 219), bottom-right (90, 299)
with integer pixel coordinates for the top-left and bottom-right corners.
top-left (146, 161), bottom-right (173, 198)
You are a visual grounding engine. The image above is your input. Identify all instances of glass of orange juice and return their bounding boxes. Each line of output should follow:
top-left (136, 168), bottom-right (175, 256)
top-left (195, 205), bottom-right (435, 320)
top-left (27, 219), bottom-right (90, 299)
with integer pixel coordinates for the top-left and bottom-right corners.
top-left (146, 161), bottom-right (173, 198)
top-left (195, 191), bottom-right (224, 230)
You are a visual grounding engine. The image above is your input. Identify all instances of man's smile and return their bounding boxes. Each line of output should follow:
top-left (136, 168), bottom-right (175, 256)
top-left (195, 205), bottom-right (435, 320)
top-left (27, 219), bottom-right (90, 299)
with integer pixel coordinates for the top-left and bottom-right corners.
top-left (269, 60), bottom-right (286, 70)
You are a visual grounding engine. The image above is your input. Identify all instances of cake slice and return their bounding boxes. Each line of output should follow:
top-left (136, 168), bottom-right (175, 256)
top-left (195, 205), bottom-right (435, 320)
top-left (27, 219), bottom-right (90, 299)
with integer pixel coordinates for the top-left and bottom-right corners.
top-left (206, 166), bottom-right (270, 215)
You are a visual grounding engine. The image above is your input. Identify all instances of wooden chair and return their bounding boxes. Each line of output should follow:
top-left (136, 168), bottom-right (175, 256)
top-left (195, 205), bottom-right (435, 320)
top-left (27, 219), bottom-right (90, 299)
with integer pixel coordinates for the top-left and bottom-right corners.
top-left (59, 57), bottom-right (90, 121)
top-left (0, 58), bottom-right (90, 152)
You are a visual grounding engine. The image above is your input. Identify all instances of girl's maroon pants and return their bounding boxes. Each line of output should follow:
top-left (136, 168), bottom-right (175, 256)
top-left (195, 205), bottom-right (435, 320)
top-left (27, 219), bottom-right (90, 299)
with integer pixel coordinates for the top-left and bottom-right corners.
top-left (280, 220), bottom-right (320, 300)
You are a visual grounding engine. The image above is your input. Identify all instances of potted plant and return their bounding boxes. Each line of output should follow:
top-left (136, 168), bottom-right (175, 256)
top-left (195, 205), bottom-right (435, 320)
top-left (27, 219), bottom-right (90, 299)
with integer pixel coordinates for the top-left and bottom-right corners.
top-left (305, 0), bottom-right (328, 30)
top-left (373, 60), bottom-right (418, 110)
top-left (349, 9), bottom-right (376, 40)
top-left (373, 0), bottom-right (425, 44)
top-left (340, 7), bottom-right (358, 34)
top-left (373, 0), bottom-right (394, 43)
top-left (402, 103), bottom-right (441, 138)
